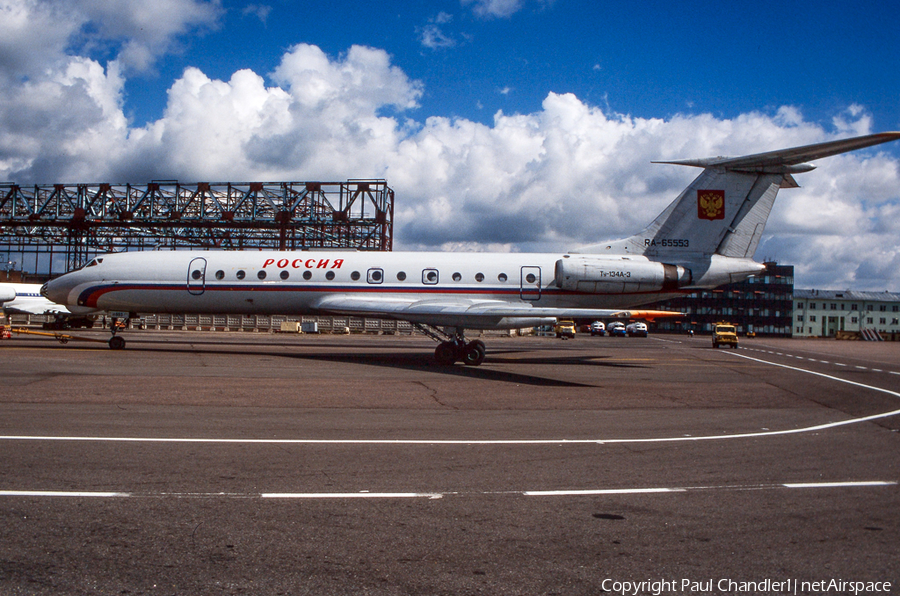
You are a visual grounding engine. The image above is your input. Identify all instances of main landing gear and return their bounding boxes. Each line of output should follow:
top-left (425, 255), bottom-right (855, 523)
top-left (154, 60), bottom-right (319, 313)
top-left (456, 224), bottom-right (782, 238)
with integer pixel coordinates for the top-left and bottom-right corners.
top-left (413, 324), bottom-right (487, 366)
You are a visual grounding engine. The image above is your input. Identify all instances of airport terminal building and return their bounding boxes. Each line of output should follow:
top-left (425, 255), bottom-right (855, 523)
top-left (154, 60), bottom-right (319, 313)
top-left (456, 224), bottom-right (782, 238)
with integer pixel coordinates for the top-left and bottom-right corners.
top-left (793, 289), bottom-right (900, 339)
top-left (652, 262), bottom-right (795, 337)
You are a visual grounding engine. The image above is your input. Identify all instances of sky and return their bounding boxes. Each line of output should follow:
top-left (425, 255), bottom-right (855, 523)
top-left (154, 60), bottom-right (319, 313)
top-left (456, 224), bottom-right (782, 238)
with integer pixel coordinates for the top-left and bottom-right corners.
top-left (1, 0), bottom-right (899, 290)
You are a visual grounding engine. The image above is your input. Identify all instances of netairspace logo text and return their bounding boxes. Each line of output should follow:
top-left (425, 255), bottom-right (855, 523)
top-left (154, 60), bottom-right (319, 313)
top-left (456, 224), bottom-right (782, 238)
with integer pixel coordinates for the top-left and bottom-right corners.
top-left (600, 578), bottom-right (893, 595)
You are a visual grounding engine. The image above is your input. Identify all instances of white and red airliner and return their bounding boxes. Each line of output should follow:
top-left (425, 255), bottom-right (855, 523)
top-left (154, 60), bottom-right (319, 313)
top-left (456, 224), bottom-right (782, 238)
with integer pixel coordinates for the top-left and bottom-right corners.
top-left (43, 132), bottom-right (900, 364)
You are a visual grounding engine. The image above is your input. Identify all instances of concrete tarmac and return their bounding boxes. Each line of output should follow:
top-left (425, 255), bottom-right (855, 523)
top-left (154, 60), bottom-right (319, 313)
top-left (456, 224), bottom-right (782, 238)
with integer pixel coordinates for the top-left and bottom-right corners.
top-left (1, 331), bottom-right (898, 595)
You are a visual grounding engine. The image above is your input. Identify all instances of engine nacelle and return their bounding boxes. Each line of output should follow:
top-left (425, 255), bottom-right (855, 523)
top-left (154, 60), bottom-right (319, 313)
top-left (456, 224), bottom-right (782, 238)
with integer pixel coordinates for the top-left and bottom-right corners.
top-left (555, 257), bottom-right (691, 294)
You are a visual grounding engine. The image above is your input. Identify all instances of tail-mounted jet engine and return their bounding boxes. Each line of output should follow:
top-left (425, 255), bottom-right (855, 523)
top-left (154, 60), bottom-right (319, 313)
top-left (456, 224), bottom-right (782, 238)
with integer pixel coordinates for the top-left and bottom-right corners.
top-left (555, 256), bottom-right (691, 293)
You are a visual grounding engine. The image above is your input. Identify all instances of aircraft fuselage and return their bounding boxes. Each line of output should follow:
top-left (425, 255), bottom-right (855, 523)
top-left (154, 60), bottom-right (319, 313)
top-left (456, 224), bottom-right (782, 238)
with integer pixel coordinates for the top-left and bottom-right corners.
top-left (48, 249), bottom-right (714, 326)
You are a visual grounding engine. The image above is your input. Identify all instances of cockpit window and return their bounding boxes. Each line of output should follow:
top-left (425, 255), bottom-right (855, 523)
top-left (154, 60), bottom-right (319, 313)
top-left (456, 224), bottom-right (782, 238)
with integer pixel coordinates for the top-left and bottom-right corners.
top-left (85, 257), bottom-right (103, 268)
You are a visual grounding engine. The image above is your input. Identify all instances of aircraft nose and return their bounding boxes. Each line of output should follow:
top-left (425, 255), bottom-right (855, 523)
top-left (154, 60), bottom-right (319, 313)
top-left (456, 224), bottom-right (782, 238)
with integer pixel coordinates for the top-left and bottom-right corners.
top-left (43, 276), bottom-right (75, 307)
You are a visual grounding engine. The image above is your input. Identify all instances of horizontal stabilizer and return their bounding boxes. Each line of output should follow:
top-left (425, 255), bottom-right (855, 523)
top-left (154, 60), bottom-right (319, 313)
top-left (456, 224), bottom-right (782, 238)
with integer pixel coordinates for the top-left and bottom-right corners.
top-left (654, 131), bottom-right (900, 171)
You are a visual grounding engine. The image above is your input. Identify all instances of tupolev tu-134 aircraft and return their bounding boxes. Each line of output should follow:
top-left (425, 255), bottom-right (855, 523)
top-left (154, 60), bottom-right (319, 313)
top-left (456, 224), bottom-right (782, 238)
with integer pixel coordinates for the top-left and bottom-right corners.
top-left (43, 132), bottom-right (900, 364)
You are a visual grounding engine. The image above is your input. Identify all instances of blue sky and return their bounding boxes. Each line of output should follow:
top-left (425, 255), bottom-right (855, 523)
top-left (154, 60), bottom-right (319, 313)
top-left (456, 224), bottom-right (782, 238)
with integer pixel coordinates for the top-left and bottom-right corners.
top-left (120, 0), bottom-right (900, 131)
top-left (1, 0), bottom-right (900, 290)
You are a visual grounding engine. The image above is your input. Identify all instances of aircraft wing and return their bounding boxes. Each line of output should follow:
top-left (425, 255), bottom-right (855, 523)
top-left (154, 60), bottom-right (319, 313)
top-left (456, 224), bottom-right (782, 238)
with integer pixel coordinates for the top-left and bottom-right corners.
top-left (312, 294), bottom-right (681, 324)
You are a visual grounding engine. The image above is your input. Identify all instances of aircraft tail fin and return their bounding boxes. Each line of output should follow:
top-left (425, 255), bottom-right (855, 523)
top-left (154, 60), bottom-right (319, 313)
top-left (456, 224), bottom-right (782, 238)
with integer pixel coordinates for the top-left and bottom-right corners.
top-left (574, 132), bottom-right (900, 260)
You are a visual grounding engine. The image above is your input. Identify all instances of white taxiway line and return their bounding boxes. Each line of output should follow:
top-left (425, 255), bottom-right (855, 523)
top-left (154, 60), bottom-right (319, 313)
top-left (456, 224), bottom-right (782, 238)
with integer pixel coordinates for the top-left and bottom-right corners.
top-left (0, 481), bottom-right (895, 500)
top-left (0, 490), bottom-right (130, 498)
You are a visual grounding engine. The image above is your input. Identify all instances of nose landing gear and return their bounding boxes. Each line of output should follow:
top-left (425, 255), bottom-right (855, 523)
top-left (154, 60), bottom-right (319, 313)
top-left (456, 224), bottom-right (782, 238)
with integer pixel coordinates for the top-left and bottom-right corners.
top-left (106, 312), bottom-right (136, 350)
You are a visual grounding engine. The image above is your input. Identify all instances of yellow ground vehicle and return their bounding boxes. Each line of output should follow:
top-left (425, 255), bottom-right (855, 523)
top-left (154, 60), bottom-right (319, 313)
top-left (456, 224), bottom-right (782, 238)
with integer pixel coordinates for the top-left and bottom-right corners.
top-left (555, 319), bottom-right (576, 339)
top-left (712, 322), bottom-right (739, 349)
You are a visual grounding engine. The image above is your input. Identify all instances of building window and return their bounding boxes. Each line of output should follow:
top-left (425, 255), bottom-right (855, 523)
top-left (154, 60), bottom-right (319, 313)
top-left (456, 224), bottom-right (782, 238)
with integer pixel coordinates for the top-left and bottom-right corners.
top-left (831, 303), bottom-right (837, 310)
top-left (810, 303), bottom-right (816, 309)
top-left (810, 316), bottom-right (816, 322)
top-left (851, 317), bottom-right (858, 324)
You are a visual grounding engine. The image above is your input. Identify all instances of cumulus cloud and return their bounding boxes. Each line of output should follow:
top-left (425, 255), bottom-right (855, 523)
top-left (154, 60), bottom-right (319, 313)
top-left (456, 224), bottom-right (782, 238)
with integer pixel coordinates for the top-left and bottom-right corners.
top-left (0, 15), bottom-right (898, 291)
top-left (75, 0), bottom-right (223, 72)
top-left (242, 4), bottom-right (272, 25)
top-left (462, 0), bottom-right (524, 19)
top-left (0, 0), bottom-right (222, 76)
top-left (461, 0), bottom-right (556, 19)
top-left (419, 12), bottom-right (457, 50)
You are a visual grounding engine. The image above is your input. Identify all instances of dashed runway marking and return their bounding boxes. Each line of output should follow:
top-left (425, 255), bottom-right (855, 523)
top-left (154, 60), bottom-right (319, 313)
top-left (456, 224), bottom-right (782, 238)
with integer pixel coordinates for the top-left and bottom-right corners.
top-left (740, 346), bottom-right (899, 375)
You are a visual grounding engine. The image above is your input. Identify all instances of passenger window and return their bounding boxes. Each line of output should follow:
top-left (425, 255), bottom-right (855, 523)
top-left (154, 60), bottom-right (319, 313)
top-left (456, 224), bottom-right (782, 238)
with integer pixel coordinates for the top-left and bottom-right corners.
top-left (302, 270), bottom-right (312, 280)
top-left (397, 271), bottom-right (407, 281)
top-left (422, 269), bottom-right (439, 285)
top-left (452, 272), bottom-right (462, 282)
top-left (257, 270), bottom-right (266, 280)
top-left (351, 271), bottom-right (361, 281)
top-left (525, 273), bottom-right (536, 283)
top-left (191, 269), bottom-right (202, 280)
top-left (498, 273), bottom-right (508, 282)
top-left (280, 270), bottom-right (289, 280)
top-left (325, 271), bottom-right (335, 281)
top-left (367, 268), bottom-right (384, 284)
top-left (236, 270), bottom-right (246, 280)
top-left (215, 270), bottom-right (225, 280)
top-left (475, 273), bottom-right (484, 282)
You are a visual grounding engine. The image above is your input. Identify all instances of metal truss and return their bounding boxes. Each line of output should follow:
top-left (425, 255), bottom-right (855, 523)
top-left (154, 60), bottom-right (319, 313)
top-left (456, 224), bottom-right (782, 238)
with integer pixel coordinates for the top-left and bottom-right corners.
top-left (0, 180), bottom-right (393, 272)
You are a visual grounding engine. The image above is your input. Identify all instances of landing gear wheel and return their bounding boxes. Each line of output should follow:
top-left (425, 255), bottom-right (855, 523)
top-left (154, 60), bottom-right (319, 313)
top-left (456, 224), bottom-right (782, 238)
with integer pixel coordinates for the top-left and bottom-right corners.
top-left (462, 340), bottom-right (486, 366)
top-left (434, 341), bottom-right (458, 365)
top-left (109, 336), bottom-right (126, 350)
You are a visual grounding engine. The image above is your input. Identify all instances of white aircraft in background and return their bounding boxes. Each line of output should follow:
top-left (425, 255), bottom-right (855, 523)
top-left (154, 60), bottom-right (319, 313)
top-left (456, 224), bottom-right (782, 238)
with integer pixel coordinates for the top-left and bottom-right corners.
top-left (1, 282), bottom-right (70, 316)
top-left (1, 282), bottom-right (98, 329)
top-left (43, 132), bottom-right (900, 363)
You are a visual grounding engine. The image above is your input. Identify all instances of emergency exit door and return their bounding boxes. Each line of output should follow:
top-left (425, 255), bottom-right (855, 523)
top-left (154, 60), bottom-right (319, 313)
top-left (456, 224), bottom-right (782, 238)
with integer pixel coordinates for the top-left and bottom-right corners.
top-left (187, 257), bottom-right (207, 296)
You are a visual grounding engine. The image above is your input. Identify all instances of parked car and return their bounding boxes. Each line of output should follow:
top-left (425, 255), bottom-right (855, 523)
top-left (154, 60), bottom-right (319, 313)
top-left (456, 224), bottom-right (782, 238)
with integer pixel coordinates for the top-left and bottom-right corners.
top-left (626, 321), bottom-right (648, 337)
top-left (590, 321), bottom-right (606, 336)
top-left (608, 321), bottom-right (626, 337)
top-left (555, 319), bottom-right (576, 339)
